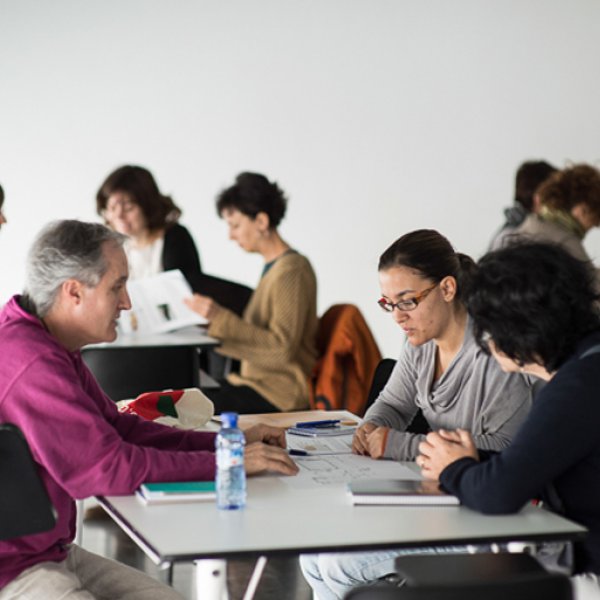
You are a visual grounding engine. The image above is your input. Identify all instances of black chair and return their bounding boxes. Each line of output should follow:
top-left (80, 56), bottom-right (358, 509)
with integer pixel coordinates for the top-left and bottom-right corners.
top-left (82, 345), bottom-right (200, 402)
top-left (365, 358), bottom-right (430, 435)
top-left (345, 572), bottom-right (573, 600)
top-left (394, 552), bottom-right (546, 586)
top-left (0, 423), bottom-right (56, 541)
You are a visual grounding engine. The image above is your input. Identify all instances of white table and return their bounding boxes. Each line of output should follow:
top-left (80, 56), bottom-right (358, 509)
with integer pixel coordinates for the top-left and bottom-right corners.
top-left (88, 325), bottom-right (219, 349)
top-left (98, 456), bottom-right (586, 599)
top-left (82, 326), bottom-right (220, 402)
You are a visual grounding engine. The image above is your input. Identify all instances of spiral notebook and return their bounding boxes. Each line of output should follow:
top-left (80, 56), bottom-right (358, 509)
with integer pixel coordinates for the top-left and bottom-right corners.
top-left (348, 479), bottom-right (459, 506)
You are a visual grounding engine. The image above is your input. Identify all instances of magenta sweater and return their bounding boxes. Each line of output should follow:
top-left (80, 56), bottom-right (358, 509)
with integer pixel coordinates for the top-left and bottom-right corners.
top-left (0, 296), bottom-right (217, 588)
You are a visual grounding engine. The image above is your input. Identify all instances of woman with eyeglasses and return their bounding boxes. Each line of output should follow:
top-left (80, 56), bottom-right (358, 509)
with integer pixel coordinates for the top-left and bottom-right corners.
top-left (352, 228), bottom-right (534, 461)
top-left (96, 165), bottom-right (203, 289)
top-left (300, 229), bottom-right (537, 600)
top-left (418, 242), bottom-right (600, 599)
top-left (96, 165), bottom-right (252, 316)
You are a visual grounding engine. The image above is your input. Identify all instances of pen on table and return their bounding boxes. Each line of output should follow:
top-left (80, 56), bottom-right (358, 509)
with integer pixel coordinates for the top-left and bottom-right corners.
top-left (294, 419), bottom-right (340, 429)
top-left (288, 449), bottom-right (309, 456)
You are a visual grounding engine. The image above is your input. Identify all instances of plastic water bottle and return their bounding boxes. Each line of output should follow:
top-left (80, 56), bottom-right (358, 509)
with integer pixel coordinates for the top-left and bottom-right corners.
top-left (215, 412), bottom-right (246, 510)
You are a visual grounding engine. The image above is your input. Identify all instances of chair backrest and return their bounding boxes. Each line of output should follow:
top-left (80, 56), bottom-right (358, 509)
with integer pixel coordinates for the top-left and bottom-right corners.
top-left (345, 572), bottom-right (573, 600)
top-left (310, 304), bottom-right (381, 416)
top-left (82, 345), bottom-right (200, 402)
top-left (363, 358), bottom-right (430, 434)
top-left (364, 358), bottom-right (397, 412)
top-left (0, 423), bottom-right (56, 541)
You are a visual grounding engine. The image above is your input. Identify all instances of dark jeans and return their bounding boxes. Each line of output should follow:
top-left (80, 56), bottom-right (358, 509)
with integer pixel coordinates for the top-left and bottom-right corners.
top-left (204, 381), bottom-right (280, 414)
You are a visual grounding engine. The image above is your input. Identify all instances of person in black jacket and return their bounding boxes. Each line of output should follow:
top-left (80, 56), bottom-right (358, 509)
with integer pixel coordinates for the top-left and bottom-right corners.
top-left (96, 165), bottom-right (251, 315)
top-left (417, 242), bottom-right (600, 599)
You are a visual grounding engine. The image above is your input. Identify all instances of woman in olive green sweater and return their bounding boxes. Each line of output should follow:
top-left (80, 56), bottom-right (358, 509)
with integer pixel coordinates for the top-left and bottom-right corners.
top-left (186, 172), bottom-right (318, 414)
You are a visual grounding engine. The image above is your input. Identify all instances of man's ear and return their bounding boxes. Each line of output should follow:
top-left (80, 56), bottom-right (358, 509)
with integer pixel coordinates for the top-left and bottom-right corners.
top-left (255, 211), bottom-right (271, 234)
top-left (439, 276), bottom-right (457, 302)
top-left (61, 279), bottom-right (85, 306)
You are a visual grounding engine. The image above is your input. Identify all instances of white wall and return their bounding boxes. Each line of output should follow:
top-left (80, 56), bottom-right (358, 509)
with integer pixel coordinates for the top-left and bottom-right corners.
top-left (1, 0), bottom-right (600, 357)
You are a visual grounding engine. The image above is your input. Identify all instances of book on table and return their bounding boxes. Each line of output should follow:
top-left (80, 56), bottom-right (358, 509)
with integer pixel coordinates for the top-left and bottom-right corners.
top-left (136, 481), bottom-right (216, 505)
top-left (348, 479), bottom-right (460, 506)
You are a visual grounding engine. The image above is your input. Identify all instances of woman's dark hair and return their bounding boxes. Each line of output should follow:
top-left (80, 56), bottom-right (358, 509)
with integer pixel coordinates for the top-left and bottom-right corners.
top-left (378, 229), bottom-right (476, 302)
top-left (216, 172), bottom-right (287, 228)
top-left (96, 165), bottom-right (181, 231)
top-left (537, 164), bottom-right (600, 220)
top-left (468, 242), bottom-right (600, 372)
top-left (0, 183), bottom-right (4, 208)
top-left (514, 160), bottom-right (557, 212)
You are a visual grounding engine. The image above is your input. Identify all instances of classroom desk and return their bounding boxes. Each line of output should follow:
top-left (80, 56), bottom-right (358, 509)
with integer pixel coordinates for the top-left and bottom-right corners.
top-left (82, 326), bottom-right (220, 401)
top-left (97, 455), bottom-right (586, 600)
top-left (87, 325), bottom-right (219, 349)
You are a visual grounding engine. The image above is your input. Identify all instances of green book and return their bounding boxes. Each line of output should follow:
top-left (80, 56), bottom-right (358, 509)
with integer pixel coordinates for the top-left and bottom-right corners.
top-left (137, 481), bottom-right (216, 505)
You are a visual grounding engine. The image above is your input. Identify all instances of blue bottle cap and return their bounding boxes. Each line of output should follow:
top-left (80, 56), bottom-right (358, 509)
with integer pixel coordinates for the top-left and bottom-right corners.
top-left (220, 412), bottom-right (239, 428)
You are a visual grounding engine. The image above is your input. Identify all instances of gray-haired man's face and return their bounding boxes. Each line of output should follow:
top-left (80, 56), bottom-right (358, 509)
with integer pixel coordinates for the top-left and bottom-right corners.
top-left (73, 242), bottom-right (131, 346)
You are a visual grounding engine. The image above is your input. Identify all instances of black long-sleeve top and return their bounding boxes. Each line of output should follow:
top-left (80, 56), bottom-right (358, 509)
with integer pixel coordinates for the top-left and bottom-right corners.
top-left (163, 223), bottom-right (251, 316)
top-left (440, 331), bottom-right (600, 575)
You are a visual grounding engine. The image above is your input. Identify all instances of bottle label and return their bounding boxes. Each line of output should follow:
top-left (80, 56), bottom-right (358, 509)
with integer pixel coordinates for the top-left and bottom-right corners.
top-left (217, 446), bottom-right (244, 469)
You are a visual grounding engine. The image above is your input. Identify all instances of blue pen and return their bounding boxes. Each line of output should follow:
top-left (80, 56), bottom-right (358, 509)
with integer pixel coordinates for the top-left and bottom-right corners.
top-left (295, 419), bottom-right (340, 429)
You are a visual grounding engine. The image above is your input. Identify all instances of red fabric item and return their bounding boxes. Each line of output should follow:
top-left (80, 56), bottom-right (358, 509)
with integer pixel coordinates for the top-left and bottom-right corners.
top-left (309, 304), bottom-right (381, 416)
top-left (120, 390), bottom-right (185, 421)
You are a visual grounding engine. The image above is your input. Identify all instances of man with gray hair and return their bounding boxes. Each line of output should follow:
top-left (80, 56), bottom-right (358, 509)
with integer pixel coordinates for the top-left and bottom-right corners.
top-left (0, 220), bottom-right (297, 599)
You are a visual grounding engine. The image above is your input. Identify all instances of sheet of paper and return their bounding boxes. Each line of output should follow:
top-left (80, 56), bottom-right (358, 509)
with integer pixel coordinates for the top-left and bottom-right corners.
top-left (284, 453), bottom-right (421, 489)
top-left (286, 432), bottom-right (353, 455)
top-left (119, 270), bottom-right (207, 334)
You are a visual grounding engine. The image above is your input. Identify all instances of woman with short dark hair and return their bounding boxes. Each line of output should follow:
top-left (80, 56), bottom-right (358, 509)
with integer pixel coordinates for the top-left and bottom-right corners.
top-left (418, 242), bottom-right (600, 599)
top-left (186, 172), bottom-right (318, 414)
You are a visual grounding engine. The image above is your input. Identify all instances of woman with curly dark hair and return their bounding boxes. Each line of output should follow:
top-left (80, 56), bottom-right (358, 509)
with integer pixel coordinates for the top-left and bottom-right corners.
top-left (504, 164), bottom-right (600, 281)
top-left (418, 242), bottom-right (600, 599)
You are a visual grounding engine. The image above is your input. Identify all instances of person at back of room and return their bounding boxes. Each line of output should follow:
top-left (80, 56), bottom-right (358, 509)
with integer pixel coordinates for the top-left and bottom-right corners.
top-left (300, 229), bottom-right (538, 600)
top-left (500, 163), bottom-right (600, 288)
top-left (97, 164), bottom-right (204, 290)
top-left (97, 164), bottom-right (253, 316)
top-left (0, 219), bottom-right (297, 600)
top-left (185, 172), bottom-right (318, 414)
top-left (418, 242), bottom-right (600, 600)
top-left (488, 159), bottom-right (557, 251)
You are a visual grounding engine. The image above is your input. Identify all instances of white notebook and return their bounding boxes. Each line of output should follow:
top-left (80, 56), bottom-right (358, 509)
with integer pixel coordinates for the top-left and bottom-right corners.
top-left (348, 479), bottom-right (460, 506)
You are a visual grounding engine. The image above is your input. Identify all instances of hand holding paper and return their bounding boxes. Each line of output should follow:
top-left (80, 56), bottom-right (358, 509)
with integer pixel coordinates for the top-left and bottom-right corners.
top-left (119, 270), bottom-right (208, 335)
top-left (184, 293), bottom-right (222, 321)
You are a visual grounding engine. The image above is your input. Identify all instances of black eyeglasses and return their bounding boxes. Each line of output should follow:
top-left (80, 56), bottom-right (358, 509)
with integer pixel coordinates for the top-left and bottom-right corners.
top-left (377, 284), bottom-right (437, 313)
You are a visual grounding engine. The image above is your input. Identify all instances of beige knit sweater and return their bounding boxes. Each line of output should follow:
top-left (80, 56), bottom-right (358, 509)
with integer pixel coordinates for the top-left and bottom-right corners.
top-left (207, 252), bottom-right (318, 411)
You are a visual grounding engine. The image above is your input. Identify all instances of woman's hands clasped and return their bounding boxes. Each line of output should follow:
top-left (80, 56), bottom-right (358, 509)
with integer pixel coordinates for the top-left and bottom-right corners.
top-left (417, 428), bottom-right (478, 480)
